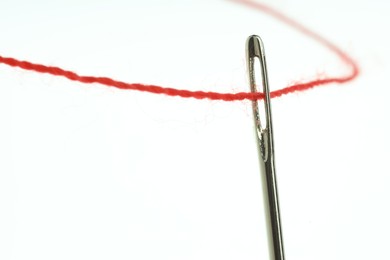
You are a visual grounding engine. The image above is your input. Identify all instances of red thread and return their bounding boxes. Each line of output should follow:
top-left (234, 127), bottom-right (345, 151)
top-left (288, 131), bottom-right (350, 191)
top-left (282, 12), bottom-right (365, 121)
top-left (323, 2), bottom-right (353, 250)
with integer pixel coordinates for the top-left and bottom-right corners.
top-left (0, 0), bottom-right (358, 101)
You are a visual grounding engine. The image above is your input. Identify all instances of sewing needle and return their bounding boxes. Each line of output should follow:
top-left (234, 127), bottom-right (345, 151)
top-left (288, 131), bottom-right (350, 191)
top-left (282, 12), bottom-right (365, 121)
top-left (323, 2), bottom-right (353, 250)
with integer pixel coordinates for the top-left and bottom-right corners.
top-left (246, 35), bottom-right (285, 260)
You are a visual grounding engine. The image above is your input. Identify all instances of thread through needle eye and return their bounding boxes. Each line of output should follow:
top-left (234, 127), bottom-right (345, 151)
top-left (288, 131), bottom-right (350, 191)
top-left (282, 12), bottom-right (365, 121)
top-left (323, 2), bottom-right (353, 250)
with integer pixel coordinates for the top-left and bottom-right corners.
top-left (246, 35), bottom-right (285, 260)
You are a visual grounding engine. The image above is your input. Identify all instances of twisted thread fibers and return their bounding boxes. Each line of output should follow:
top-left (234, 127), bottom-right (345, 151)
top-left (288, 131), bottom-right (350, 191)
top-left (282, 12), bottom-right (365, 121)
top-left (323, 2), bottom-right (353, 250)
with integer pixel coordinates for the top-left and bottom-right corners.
top-left (0, 0), bottom-right (359, 101)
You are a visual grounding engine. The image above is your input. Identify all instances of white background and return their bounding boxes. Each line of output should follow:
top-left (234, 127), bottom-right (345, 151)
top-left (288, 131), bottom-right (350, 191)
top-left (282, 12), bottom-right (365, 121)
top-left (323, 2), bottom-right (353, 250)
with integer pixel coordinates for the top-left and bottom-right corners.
top-left (1, 0), bottom-right (390, 259)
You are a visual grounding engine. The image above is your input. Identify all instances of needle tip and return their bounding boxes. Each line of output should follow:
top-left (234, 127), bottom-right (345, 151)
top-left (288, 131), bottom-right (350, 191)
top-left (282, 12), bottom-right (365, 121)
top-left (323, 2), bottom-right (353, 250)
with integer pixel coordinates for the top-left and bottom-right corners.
top-left (246, 35), bottom-right (265, 59)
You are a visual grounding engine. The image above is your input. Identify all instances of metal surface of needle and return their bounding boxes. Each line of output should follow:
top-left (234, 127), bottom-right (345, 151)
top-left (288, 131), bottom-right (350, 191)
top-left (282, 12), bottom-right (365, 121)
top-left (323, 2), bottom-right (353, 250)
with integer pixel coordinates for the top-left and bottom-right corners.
top-left (246, 35), bottom-right (285, 260)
